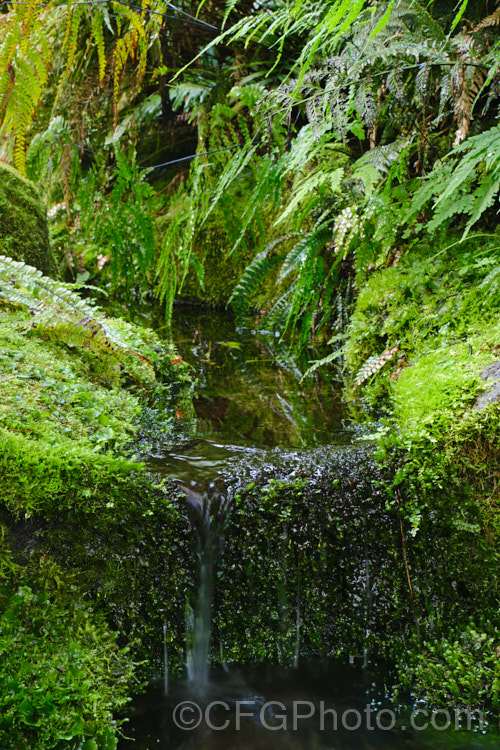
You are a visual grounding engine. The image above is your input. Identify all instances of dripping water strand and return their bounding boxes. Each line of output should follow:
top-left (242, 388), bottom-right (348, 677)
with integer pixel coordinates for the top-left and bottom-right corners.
top-left (163, 622), bottom-right (168, 696)
top-left (186, 493), bottom-right (231, 687)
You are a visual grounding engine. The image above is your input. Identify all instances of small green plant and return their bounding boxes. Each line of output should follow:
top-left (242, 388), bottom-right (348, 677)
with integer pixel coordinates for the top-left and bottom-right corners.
top-left (402, 625), bottom-right (500, 713)
top-left (0, 575), bottom-right (136, 749)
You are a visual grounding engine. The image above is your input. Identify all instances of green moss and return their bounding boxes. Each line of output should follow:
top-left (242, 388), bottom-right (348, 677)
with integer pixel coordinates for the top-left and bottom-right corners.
top-left (344, 236), bottom-right (500, 709)
top-left (392, 339), bottom-right (494, 435)
top-left (0, 309), bottom-right (140, 452)
top-left (345, 236), bottom-right (500, 460)
top-left (344, 247), bottom-right (443, 377)
top-left (0, 162), bottom-right (56, 277)
top-left (0, 426), bottom-right (144, 519)
top-left (0, 564), bottom-right (135, 750)
top-left (0, 304), bottom-right (193, 538)
top-left (0, 307), bottom-right (146, 517)
top-left (345, 237), bottom-right (500, 419)
top-left (346, 240), bottom-right (500, 520)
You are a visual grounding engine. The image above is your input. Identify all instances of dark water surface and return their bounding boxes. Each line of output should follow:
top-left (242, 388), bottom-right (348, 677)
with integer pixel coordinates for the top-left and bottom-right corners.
top-left (119, 659), bottom-right (496, 750)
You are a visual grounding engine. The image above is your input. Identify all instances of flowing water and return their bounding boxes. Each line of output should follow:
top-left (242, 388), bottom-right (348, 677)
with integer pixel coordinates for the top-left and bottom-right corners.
top-left (148, 307), bottom-right (358, 693)
top-left (184, 494), bottom-right (231, 687)
top-left (117, 307), bottom-right (498, 749)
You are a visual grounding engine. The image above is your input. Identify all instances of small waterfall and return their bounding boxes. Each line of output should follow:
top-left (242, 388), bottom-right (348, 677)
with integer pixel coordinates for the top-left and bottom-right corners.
top-left (186, 533), bottom-right (213, 685)
top-left (186, 494), bottom-right (230, 686)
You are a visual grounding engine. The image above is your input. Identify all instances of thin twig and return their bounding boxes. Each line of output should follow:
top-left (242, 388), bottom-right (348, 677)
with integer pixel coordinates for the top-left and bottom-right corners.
top-left (394, 489), bottom-right (414, 604)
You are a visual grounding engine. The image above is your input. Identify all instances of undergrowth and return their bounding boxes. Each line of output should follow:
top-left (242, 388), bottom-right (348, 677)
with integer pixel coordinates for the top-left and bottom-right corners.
top-left (0, 560), bottom-right (136, 750)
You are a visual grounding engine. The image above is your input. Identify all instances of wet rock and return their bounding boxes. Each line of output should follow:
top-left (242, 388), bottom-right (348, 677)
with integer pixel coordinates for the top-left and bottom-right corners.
top-left (474, 361), bottom-right (500, 411)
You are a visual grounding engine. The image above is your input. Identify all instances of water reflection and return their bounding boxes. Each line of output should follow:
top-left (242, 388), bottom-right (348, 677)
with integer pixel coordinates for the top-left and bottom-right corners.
top-left (169, 307), bottom-right (353, 450)
top-left (146, 306), bottom-right (356, 492)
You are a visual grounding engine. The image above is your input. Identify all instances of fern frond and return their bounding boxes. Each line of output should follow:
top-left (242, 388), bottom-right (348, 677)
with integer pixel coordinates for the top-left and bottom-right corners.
top-left (0, 256), bottom-right (156, 387)
top-left (202, 139), bottom-right (260, 225)
top-left (231, 156), bottom-right (282, 252)
top-left (78, 147), bottom-right (156, 291)
top-left (354, 136), bottom-right (411, 178)
top-left (473, 8), bottom-right (500, 31)
top-left (353, 344), bottom-right (399, 389)
top-left (419, 124), bottom-right (500, 236)
top-left (302, 348), bottom-right (344, 379)
top-left (156, 239), bottom-right (178, 326)
top-left (91, 10), bottom-right (107, 84)
top-left (275, 167), bottom-right (344, 226)
top-left (64, 4), bottom-right (84, 73)
top-left (278, 225), bottom-right (332, 282)
top-left (229, 241), bottom-right (285, 322)
top-left (222, 0), bottom-right (239, 29)
top-left (265, 284), bottom-right (296, 337)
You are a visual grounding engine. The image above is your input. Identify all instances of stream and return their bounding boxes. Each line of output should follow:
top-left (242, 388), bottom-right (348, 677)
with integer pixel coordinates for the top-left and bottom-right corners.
top-left (146, 306), bottom-right (355, 495)
top-left (118, 307), bottom-right (498, 750)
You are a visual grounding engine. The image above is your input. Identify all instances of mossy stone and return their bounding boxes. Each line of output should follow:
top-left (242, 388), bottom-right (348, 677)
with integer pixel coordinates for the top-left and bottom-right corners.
top-left (0, 161), bottom-right (56, 277)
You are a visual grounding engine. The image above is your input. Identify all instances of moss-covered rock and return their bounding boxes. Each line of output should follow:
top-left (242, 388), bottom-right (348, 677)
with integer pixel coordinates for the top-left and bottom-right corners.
top-left (0, 161), bottom-right (56, 277)
top-left (343, 235), bottom-right (500, 710)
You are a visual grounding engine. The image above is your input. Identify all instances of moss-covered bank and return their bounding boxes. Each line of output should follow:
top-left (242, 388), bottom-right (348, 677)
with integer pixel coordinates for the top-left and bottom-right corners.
top-left (0, 294), bottom-right (194, 747)
top-left (0, 171), bottom-right (197, 746)
top-left (342, 234), bottom-right (500, 712)
top-left (0, 568), bottom-right (136, 750)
